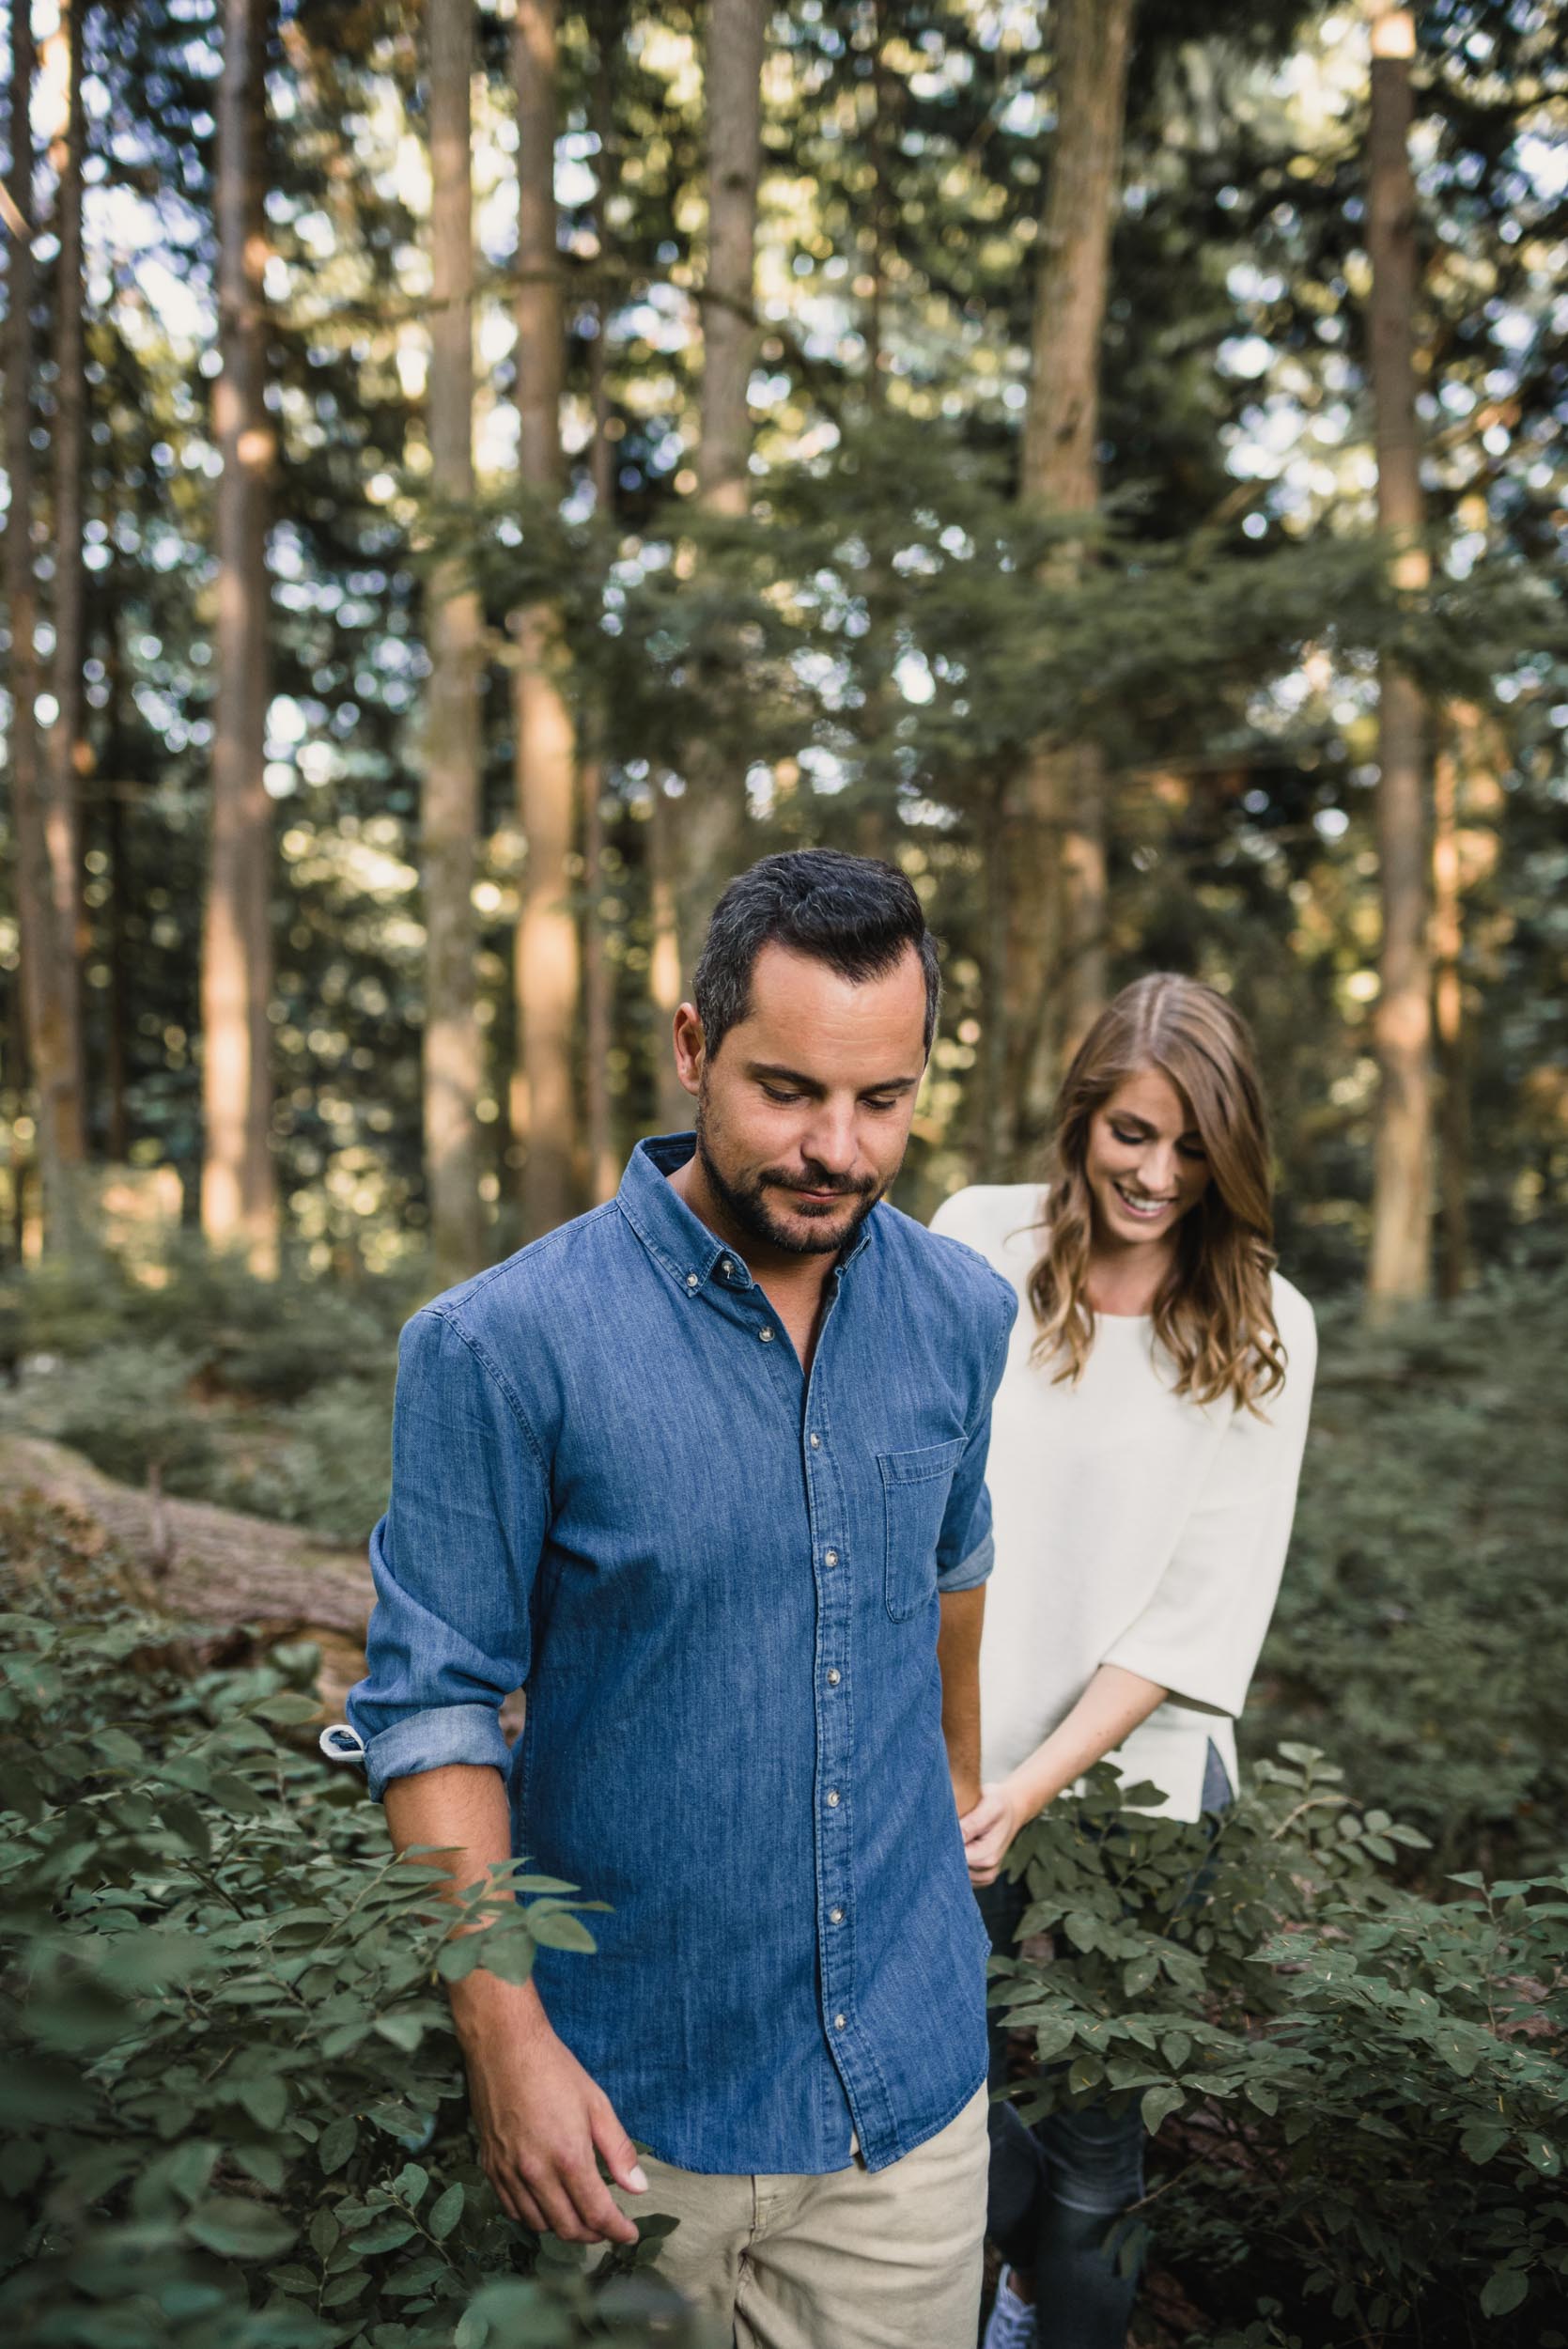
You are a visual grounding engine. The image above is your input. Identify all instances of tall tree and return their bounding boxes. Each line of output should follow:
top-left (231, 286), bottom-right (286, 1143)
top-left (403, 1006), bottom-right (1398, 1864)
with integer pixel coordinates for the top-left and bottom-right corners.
top-left (511, 0), bottom-right (579, 1237)
top-left (202, 0), bottom-right (278, 1268)
top-left (6, 0), bottom-right (85, 1248)
top-left (1364, 0), bottom-right (1433, 1311)
top-left (423, 0), bottom-right (485, 1281)
top-left (675, 0), bottom-right (768, 955)
top-left (1003, 0), bottom-right (1134, 1169)
top-left (49, 0), bottom-right (88, 1125)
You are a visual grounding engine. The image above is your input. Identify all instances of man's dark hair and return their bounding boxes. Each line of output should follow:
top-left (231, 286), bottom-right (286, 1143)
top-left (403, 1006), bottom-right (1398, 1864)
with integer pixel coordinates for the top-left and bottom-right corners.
top-left (693, 850), bottom-right (941, 1062)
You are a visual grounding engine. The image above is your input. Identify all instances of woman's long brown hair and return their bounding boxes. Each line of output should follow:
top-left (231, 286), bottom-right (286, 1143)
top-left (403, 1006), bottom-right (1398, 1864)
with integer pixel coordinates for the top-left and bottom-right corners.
top-left (1028, 973), bottom-right (1288, 1412)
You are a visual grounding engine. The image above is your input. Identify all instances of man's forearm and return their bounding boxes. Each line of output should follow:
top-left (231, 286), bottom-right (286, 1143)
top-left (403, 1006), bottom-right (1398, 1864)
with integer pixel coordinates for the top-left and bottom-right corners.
top-left (382, 1763), bottom-right (545, 2034)
top-left (937, 1584), bottom-right (986, 1811)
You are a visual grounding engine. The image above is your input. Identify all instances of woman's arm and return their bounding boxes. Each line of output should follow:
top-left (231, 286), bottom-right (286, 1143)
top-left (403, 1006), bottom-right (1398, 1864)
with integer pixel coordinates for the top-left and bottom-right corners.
top-left (959, 1661), bottom-right (1167, 1886)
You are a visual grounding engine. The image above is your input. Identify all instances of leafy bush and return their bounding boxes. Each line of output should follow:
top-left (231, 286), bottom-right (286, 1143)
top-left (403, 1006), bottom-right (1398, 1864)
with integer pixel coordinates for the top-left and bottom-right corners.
top-left (0, 1501), bottom-right (711, 2349)
top-left (1250, 1265), bottom-right (1568, 1879)
top-left (995, 1757), bottom-right (1568, 2343)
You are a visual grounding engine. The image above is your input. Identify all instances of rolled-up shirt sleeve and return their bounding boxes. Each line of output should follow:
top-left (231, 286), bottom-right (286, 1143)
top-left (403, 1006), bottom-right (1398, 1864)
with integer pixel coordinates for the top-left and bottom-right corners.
top-left (1104, 1308), bottom-right (1317, 1718)
top-left (936, 1299), bottom-right (1017, 1595)
top-left (346, 1306), bottom-right (547, 1800)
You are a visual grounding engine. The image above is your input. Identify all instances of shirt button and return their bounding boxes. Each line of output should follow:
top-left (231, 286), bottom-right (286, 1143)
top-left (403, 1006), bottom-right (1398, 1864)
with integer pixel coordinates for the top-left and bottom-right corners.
top-left (830, 1907), bottom-right (845, 1923)
top-left (823, 1548), bottom-right (838, 1566)
top-left (685, 1272), bottom-right (699, 1289)
top-left (759, 1326), bottom-right (774, 1343)
top-left (827, 1669), bottom-right (841, 1686)
top-left (826, 1790), bottom-right (840, 1807)
top-left (721, 1258), bottom-right (734, 1275)
top-left (833, 2014), bottom-right (847, 2030)
top-left (809, 1432), bottom-right (821, 1449)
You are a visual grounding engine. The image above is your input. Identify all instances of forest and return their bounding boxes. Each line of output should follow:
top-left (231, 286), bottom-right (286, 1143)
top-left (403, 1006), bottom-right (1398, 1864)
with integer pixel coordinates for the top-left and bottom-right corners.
top-left (1, 1), bottom-right (1566, 2345)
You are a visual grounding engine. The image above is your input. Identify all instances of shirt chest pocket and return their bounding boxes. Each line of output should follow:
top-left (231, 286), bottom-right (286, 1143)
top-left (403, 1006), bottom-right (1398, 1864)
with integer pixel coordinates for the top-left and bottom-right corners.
top-left (877, 1438), bottom-right (967, 1622)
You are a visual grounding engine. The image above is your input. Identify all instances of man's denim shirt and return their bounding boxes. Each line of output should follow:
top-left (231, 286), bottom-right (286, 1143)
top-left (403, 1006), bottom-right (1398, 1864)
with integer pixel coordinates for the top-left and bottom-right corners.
top-left (346, 1135), bottom-right (1017, 2175)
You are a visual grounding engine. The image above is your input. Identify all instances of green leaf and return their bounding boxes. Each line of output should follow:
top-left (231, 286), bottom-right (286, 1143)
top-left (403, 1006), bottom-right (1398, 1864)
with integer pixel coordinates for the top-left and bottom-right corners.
top-left (349, 2217), bottom-right (417, 2255)
top-left (392, 2163), bottom-right (429, 2208)
top-left (186, 2195), bottom-right (298, 2260)
top-left (239, 2075), bottom-right (288, 2131)
top-left (1480, 2269), bottom-right (1529, 2318)
top-left (427, 2183), bottom-right (464, 2241)
top-left (373, 2014), bottom-right (425, 2053)
top-left (309, 2208), bottom-right (341, 2261)
top-left (318, 2115), bottom-right (358, 2175)
top-left (1141, 2084), bottom-right (1185, 2137)
top-left (527, 1908), bottom-right (598, 1955)
top-left (253, 1692), bottom-right (323, 1724)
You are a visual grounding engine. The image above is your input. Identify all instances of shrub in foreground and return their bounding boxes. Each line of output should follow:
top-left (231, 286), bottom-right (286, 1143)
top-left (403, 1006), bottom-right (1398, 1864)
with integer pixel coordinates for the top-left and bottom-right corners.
top-left (995, 1757), bottom-right (1568, 2344)
top-left (0, 1503), bottom-right (710, 2349)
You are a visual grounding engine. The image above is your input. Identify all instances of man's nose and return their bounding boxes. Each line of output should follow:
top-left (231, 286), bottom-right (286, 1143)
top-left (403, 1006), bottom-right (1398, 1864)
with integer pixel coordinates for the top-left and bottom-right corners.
top-left (800, 1105), bottom-right (859, 1174)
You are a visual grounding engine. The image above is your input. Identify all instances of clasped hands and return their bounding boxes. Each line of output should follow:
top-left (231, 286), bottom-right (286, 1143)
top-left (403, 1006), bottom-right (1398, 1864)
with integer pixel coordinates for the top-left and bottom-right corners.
top-left (958, 1776), bottom-right (1029, 1888)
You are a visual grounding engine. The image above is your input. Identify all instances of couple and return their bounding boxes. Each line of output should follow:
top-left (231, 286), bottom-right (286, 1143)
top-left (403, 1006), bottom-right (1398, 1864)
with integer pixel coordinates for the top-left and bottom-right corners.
top-left (335, 849), bottom-right (1315, 2348)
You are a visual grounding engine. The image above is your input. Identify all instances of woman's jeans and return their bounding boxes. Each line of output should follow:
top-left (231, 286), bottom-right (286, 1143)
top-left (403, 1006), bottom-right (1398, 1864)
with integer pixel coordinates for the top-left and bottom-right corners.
top-left (976, 1742), bottom-right (1233, 2347)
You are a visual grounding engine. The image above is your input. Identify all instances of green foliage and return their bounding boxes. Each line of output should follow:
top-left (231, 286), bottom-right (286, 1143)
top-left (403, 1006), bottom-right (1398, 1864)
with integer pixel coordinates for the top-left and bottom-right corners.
top-left (996, 1755), bottom-right (1568, 2341)
top-left (0, 1501), bottom-right (709, 2349)
top-left (1251, 1256), bottom-right (1568, 1875)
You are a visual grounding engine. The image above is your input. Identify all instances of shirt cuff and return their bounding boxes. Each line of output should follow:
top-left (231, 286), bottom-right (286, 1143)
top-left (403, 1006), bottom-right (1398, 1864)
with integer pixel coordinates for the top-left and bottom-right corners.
top-left (938, 1526), bottom-right (994, 1595)
top-left (356, 1703), bottom-right (514, 1802)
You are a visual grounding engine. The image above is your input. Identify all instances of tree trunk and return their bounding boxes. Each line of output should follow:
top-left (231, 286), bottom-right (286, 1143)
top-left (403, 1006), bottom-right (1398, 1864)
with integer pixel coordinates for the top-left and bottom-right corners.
top-left (1364, 2), bottom-right (1433, 1313)
top-left (676, 0), bottom-right (768, 945)
top-left (579, 14), bottom-right (619, 1203)
top-left (49, 0), bottom-right (89, 1124)
top-left (511, 0), bottom-right (579, 1237)
top-left (423, 0), bottom-right (486, 1283)
top-left (1431, 728), bottom-right (1468, 1300)
top-left (1004, 0), bottom-right (1133, 1172)
top-left (646, 783), bottom-right (690, 1131)
top-left (202, 0), bottom-right (278, 1271)
top-left (5, 0), bottom-right (86, 1250)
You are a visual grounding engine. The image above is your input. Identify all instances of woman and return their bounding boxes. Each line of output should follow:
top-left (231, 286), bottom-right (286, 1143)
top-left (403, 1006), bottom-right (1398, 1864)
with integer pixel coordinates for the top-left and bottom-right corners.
top-left (931, 973), bottom-right (1317, 2349)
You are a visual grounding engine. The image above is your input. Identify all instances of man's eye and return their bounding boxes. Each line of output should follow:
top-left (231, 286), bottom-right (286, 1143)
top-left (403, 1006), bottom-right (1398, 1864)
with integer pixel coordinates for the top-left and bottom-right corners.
top-left (762, 1085), bottom-right (804, 1104)
top-left (862, 1096), bottom-right (901, 1113)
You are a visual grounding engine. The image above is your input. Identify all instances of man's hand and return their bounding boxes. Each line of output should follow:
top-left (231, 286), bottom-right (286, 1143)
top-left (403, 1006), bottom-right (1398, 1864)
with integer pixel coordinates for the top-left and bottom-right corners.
top-left (959, 1779), bottom-right (1026, 1889)
top-left (454, 1973), bottom-right (646, 2244)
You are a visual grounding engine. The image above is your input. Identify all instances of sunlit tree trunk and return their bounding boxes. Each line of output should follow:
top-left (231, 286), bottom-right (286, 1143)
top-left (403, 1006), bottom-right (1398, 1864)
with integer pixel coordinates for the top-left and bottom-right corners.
top-left (202, 0), bottom-right (277, 1271)
top-left (1364, 1), bottom-right (1433, 1313)
top-left (676, 0), bottom-right (767, 946)
top-left (423, 0), bottom-right (485, 1282)
top-left (578, 14), bottom-right (620, 1201)
top-left (511, 0), bottom-right (579, 1237)
top-left (49, 0), bottom-right (89, 1125)
top-left (5, 0), bottom-right (86, 1251)
top-left (1004, 0), bottom-right (1133, 1172)
top-left (1431, 725), bottom-right (1468, 1299)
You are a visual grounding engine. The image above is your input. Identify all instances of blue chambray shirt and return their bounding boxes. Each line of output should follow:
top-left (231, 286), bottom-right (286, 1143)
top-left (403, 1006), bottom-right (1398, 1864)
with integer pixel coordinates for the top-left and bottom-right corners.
top-left (347, 1134), bottom-right (1017, 2175)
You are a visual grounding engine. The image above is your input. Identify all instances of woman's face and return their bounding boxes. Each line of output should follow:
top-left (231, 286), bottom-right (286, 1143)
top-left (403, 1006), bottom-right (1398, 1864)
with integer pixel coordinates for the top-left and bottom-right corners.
top-left (1084, 1066), bottom-right (1212, 1249)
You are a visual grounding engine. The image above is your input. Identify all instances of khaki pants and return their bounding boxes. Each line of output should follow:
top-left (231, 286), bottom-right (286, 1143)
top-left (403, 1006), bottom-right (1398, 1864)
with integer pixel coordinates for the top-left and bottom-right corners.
top-left (607, 2085), bottom-right (988, 2349)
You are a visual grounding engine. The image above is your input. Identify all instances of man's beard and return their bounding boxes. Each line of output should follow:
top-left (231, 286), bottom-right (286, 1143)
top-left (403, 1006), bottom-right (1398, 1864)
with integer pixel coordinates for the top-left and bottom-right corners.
top-left (694, 1095), bottom-right (883, 1258)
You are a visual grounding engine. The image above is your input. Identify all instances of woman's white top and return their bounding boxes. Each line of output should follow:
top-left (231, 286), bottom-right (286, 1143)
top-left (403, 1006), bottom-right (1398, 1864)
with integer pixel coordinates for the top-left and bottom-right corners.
top-left (930, 1183), bottom-right (1317, 1823)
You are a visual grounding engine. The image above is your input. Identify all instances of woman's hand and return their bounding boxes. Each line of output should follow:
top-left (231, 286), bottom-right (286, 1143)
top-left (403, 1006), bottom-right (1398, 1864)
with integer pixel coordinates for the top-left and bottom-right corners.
top-left (959, 1780), bottom-right (1026, 1888)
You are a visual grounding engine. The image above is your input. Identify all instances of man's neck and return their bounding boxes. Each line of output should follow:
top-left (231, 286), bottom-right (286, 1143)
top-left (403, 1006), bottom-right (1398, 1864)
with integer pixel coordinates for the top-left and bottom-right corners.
top-left (668, 1152), bottom-right (840, 1324)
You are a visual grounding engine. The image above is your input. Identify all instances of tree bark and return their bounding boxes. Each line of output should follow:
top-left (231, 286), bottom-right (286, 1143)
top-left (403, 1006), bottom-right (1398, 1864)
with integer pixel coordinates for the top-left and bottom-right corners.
top-left (675, 0), bottom-right (768, 949)
top-left (1431, 726), bottom-right (1469, 1300)
top-left (1004, 0), bottom-right (1133, 1172)
top-left (579, 16), bottom-right (619, 1203)
top-left (5, 0), bottom-right (86, 1250)
top-left (511, 0), bottom-right (579, 1237)
top-left (202, 0), bottom-right (278, 1271)
top-left (1364, 2), bottom-right (1433, 1313)
top-left (423, 0), bottom-right (486, 1283)
top-left (49, 0), bottom-right (89, 1124)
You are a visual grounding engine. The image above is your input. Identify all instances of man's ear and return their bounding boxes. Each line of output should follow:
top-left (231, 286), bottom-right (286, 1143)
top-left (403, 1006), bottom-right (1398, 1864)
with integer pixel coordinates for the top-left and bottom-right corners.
top-left (671, 1002), bottom-right (706, 1097)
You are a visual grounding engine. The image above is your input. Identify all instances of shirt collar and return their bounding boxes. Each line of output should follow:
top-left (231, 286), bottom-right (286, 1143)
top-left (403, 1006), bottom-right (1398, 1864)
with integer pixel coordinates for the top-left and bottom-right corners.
top-left (616, 1131), bottom-right (877, 1299)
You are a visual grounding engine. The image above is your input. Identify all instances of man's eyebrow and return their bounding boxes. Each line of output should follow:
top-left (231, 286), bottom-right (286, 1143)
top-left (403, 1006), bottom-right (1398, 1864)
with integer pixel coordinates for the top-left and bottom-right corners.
top-left (748, 1062), bottom-right (921, 1095)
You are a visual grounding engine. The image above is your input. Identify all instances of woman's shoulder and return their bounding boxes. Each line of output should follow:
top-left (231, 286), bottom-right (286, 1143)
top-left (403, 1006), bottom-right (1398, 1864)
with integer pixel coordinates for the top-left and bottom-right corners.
top-left (928, 1182), bottom-right (1046, 1260)
top-left (1268, 1268), bottom-right (1316, 1347)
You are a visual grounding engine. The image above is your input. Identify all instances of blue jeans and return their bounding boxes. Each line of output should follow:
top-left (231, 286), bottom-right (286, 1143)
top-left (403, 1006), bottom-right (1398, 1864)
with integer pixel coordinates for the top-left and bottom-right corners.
top-left (976, 1741), bottom-right (1233, 2347)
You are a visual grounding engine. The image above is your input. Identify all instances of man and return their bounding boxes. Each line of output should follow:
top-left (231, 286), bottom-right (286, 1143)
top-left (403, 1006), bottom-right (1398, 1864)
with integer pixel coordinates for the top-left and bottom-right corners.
top-left (334, 850), bottom-right (1017, 2347)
